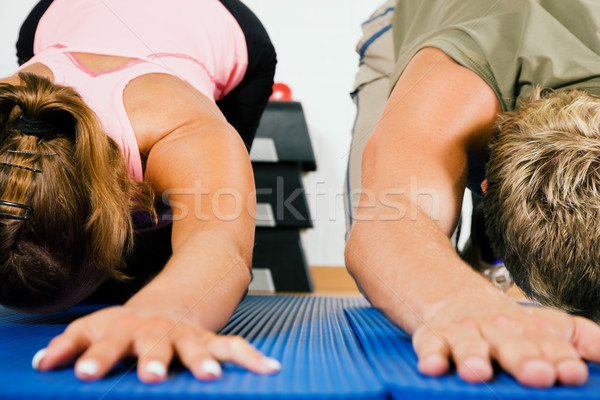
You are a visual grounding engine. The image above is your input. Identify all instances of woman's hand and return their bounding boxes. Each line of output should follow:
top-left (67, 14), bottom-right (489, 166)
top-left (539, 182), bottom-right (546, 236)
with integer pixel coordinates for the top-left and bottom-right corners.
top-left (412, 299), bottom-right (600, 387)
top-left (31, 305), bottom-right (281, 383)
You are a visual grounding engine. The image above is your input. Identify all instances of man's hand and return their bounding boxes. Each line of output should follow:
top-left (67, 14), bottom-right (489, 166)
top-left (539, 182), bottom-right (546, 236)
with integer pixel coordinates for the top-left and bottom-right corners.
top-left (413, 299), bottom-right (600, 387)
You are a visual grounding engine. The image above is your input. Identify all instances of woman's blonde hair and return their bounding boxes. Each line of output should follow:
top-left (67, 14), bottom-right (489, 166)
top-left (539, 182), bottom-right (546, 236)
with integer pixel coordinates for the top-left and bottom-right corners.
top-left (485, 87), bottom-right (600, 321)
top-left (0, 73), bottom-right (155, 312)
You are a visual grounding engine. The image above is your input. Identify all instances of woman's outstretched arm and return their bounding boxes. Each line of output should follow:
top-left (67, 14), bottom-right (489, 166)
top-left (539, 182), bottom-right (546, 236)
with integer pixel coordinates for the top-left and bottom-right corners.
top-left (34, 74), bottom-right (280, 383)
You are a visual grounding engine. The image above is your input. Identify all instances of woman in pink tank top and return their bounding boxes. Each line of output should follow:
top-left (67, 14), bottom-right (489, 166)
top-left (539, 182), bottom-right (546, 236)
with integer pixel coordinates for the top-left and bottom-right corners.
top-left (0, 0), bottom-right (278, 383)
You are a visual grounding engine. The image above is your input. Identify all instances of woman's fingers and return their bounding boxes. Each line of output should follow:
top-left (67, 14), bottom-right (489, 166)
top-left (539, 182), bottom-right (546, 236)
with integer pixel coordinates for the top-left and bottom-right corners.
top-left (207, 335), bottom-right (281, 374)
top-left (174, 331), bottom-right (282, 379)
top-left (33, 319), bottom-right (92, 371)
top-left (174, 331), bottom-right (223, 380)
top-left (74, 329), bottom-right (133, 381)
top-left (33, 307), bottom-right (281, 383)
top-left (134, 335), bottom-right (175, 383)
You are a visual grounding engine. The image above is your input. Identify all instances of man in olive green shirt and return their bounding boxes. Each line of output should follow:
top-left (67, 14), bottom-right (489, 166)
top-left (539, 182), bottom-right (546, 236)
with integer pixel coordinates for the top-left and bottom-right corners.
top-left (345, 0), bottom-right (600, 388)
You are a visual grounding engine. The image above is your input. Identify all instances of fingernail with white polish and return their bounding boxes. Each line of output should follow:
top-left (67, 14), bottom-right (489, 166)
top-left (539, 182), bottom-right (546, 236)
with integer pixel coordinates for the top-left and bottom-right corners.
top-left (32, 348), bottom-right (47, 370)
top-left (201, 359), bottom-right (222, 377)
top-left (76, 360), bottom-right (99, 376)
top-left (262, 357), bottom-right (281, 372)
top-left (146, 360), bottom-right (167, 378)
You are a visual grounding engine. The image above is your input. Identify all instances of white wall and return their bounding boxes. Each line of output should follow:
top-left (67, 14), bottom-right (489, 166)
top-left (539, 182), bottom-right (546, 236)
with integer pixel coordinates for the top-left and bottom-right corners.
top-left (0, 1), bottom-right (40, 74)
top-left (242, 0), bottom-right (377, 266)
top-left (0, 0), bottom-right (379, 267)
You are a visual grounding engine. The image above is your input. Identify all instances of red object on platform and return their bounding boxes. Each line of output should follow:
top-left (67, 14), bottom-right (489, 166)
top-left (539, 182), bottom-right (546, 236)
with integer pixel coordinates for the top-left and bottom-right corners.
top-left (270, 83), bottom-right (293, 101)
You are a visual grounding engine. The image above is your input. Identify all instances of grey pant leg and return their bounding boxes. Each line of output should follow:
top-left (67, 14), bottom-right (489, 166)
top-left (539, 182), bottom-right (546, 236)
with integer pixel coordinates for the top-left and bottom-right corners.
top-left (344, 0), bottom-right (396, 238)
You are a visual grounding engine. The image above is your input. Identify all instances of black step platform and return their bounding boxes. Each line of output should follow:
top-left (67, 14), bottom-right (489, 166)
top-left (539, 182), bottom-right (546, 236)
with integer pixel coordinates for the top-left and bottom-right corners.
top-left (251, 101), bottom-right (316, 172)
top-left (249, 100), bottom-right (316, 292)
top-left (253, 163), bottom-right (312, 228)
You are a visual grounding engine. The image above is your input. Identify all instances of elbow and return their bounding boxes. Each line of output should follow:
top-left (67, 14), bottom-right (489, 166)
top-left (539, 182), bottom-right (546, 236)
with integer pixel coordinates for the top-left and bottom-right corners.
top-left (226, 227), bottom-right (254, 277)
top-left (345, 219), bottom-right (394, 313)
top-left (223, 232), bottom-right (253, 290)
top-left (344, 220), bottom-right (371, 291)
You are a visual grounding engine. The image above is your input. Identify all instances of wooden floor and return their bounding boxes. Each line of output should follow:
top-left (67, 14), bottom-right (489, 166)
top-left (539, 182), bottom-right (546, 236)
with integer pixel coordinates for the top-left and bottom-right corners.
top-left (307, 266), bottom-right (362, 297)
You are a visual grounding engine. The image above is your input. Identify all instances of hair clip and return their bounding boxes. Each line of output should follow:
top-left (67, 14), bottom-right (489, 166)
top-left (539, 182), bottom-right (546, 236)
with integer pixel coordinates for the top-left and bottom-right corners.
top-left (0, 200), bottom-right (33, 221)
top-left (20, 116), bottom-right (52, 139)
top-left (8, 150), bottom-right (58, 156)
top-left (0, 162), bottom-right (41, 173)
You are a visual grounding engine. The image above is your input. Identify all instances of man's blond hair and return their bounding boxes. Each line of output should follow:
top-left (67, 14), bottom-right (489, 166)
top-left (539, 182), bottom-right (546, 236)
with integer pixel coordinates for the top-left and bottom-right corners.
top-left (485, 87), bottom-right (600, 321)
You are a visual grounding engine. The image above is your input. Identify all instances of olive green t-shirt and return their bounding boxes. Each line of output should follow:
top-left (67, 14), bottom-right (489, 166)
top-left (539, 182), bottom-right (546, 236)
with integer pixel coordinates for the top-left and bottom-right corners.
top-left (391, 0), bottom-right (600, 111)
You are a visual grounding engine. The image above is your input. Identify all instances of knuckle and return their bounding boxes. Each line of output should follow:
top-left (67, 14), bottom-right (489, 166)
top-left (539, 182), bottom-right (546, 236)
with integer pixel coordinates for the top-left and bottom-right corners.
top-left (197, 329), bottom-right (216, 344)
top-left (537, 334), bottom-right (563, 348)
top-left (172, 324), bottom-right (198, 342)
top-left (414, 324), bottom-right (439, 340)
top-left (470, 341), bottom-right (491, 356)
top-left (497, 335), bottom-right (530, 352)
top-left (64, 318), bottom-right (86, 334)
top-left (531, 315), bottom-right (551, 327)
top-left (47, 333), bottom-right (70, 348)
top-left (453, 337), bottom-right (487, 354)
top-left (490, 314), bottom-right (514, 328)
top-left (457, 317), bottom-right (478, 330)
top-left (226, 336), bottom-right (248, 352)
top-left (113, 314), bottom-right (136, 330)
top-left (530, 316), bottom-right (558, 334)
top-left (148, 316), bottom-right (174, 333)
top-left (412, 325), bottom-right (428, 339)
top-left (578, 341), bottom-right (599, 357)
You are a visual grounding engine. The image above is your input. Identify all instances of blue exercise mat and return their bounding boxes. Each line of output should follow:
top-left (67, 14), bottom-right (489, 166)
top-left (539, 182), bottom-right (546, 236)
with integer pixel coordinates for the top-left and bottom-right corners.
top-left (3, 295), bottom-right (598, 400)
top-left (344, 306), bottom-right (600, 400)
top-left (0, 296), bottom-right (384, 400)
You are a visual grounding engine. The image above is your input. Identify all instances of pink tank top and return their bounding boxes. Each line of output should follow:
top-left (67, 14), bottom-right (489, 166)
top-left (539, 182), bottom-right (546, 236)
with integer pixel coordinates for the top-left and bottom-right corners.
top-left (19, 0), bottom-right (248, 182)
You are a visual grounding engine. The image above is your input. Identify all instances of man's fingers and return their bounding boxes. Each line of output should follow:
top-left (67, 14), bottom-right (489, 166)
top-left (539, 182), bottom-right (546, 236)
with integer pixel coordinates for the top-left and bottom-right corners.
top-left (445, 319), bottom-right (493, 383)
top-left (482, 318), bottom-right (556, 388)
top-left (571, 316), bottom-right (600, 362)
top-left (536, 335), bottom-right (588, 386)
top-left (412, 325), bottom-right (451, 377)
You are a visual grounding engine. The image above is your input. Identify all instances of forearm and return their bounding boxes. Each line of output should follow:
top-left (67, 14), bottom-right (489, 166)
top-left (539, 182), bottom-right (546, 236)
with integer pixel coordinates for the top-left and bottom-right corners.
top-left (125, 228), bottom-right (251, 332)
top-left (38, 227), bottom-right (280, 383)
top-left (339, 47), bottom-right (600, 388)
top-left (133, 112), bottom-right (257, 332)
top-left (346, 200), bottom-right (508, 334)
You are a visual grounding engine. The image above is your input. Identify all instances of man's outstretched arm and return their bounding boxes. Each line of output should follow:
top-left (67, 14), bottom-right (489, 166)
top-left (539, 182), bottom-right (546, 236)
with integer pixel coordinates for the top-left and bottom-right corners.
top-left (346, 47), bottom-right (600, 387)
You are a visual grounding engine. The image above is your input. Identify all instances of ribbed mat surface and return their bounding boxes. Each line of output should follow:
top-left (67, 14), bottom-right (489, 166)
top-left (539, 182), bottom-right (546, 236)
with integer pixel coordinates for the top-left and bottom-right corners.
top-left (344, 306), bottom-right (600, 400)
top-left (0, 296), bottom-right (384, 400)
